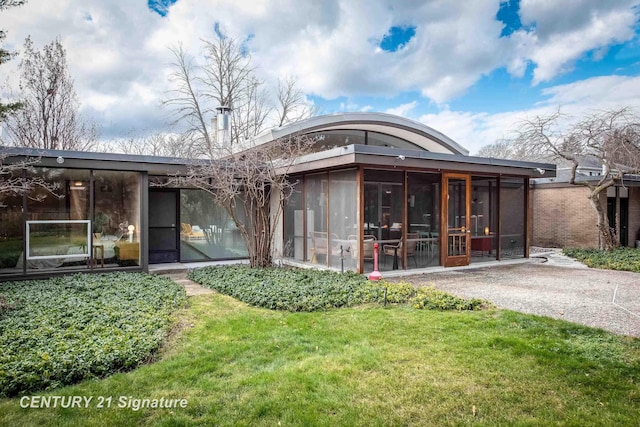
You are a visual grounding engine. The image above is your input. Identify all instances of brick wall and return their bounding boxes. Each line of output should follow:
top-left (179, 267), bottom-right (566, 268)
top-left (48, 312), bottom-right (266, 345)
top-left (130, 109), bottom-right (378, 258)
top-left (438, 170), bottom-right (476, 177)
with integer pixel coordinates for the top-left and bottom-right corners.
top-left (628, 187), bottom-right (640, 247)
top-left (531, 185), bottom-right (600, 248)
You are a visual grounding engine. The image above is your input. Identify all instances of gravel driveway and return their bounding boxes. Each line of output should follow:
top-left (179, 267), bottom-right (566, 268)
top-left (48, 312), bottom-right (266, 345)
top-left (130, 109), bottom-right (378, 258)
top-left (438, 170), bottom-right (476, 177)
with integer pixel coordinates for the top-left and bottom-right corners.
top-left (401, 260), bottom-right (640, 337)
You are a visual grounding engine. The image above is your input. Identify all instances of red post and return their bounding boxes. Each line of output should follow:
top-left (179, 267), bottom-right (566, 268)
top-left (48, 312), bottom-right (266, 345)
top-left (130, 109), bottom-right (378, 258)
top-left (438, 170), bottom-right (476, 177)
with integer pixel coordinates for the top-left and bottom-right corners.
top-left (368, 242), bottom-right (382, 281)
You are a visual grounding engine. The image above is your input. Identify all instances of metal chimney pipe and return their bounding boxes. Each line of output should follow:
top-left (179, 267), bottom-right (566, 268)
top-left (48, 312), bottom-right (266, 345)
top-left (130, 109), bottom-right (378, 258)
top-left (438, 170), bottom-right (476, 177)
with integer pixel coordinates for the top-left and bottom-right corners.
top-left (216, 106), bottom-right (232, 148)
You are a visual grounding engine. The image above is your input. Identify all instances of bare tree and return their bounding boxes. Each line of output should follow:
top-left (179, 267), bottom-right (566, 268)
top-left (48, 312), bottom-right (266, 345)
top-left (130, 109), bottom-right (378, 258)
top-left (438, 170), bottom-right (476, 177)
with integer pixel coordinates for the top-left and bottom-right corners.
top-left (275, 76), bottom-right (318, 127)
top-left (512, 107), bottom-right (640, 249)
top-left (199, 33), bottom-right (270, 148)
top-left (477, 137), bottom-right (553, 162)
top-left (0, 148), bottom-right (59, 205)
top-left (163, 44), bottom-right (213, 157)
top-left (0, 0), bottom-right (27, 121)
top-left (476, 139), bottom-right (518, 159)
top-left (164, 30), bottom-right (315, 152)
top-left (2, 36), bottom-right (98, 151)
top-left (113, 132), bottom-right (197, 158)
top-left (176, 135), bottom-right (312, 267)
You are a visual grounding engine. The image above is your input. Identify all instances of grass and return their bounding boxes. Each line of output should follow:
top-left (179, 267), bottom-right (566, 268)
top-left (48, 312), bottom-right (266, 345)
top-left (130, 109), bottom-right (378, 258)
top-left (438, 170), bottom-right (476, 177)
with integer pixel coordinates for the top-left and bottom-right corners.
top-left (1, 292), bottom-right (638, 426)
top-left (564, 247), bottom-right (640, 272)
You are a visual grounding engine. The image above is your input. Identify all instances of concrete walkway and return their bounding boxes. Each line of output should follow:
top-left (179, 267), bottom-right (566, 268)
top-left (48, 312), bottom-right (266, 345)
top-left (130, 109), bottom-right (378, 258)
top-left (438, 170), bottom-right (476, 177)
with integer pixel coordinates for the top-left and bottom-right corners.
top-left (529, 247), bottom-right (590, 268)
top-left (160, 272), bottom-right (214, 296)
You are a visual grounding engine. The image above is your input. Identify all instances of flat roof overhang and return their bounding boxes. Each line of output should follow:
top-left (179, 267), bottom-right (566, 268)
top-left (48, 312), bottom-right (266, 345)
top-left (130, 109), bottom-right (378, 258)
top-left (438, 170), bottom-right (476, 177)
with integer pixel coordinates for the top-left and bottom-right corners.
top-left (283, 144), bottom-right (557, 178)
top-left (533, 176), bottom-right (640, 188)
top-left (3, 144), bottom-right (557, 179)
top-left (1, 146), bottom-right (198, 175)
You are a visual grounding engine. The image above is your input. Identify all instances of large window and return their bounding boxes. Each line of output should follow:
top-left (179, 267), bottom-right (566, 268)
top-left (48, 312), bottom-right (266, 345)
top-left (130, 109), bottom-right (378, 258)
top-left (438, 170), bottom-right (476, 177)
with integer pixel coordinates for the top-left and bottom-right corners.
top-left (93, 170), bottom-right (141, 267)
top-left (307, 130), bottom-right (365, 152)
top-left (306, 130), bottom-right (423, 153)
top-left (284, 170), bottom-right (357, 270)
top-left (24, 168), bottom-right (91, 273)
top-left (179, 190), bottom-right (248, 261)
top-left (364, 170), bottom-right (404, 272)
top-left (328, 170), bottom-right (358, 270)
top-left (368, 131), bottom-right (422, 151)
top-left (305, 173), bottom-right (328, 263)
top-left (407, 172), bottom-right (441, 269)
top-left (500, 177), bottom-right (526, 259)
top-left (470, 176), bottom-right (498, 262)
top-left (0, 191), bottom-right (24, 277)
top-left (283, 180), bottom-right (303, 260)
top-left (1, 167), bottom-right (142, 275)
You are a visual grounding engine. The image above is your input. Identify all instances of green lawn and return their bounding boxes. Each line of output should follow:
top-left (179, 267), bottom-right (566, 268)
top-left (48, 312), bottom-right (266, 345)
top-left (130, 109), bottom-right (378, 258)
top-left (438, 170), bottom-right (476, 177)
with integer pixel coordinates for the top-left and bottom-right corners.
top-left (1, 292), bottom-right (638, 426)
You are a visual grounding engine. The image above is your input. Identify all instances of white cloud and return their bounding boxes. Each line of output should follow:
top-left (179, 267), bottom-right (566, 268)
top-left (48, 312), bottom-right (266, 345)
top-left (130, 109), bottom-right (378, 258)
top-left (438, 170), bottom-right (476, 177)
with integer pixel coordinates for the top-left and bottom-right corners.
top-left (1, 0), bottom-right (639, 144)
top-left (385, 101), bottom-right (418, 117)
top-left (518, 0), bottom-right (639, 84)
top-left (420, 74), bottom-right (640, 154)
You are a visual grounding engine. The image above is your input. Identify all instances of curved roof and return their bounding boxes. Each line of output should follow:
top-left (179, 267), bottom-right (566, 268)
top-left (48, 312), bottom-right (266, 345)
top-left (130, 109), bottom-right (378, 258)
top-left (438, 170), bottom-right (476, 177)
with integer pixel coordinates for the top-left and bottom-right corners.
top-left (251, 112), bottom-right (469, 156)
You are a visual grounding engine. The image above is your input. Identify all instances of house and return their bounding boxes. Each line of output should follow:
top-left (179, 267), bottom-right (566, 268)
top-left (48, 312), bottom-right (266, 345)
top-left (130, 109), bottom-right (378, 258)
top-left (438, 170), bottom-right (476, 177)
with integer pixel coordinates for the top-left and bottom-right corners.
top-left (0, 112), bottom-right (555, 279)
top-left (531, 156), bottom-right (640, 248)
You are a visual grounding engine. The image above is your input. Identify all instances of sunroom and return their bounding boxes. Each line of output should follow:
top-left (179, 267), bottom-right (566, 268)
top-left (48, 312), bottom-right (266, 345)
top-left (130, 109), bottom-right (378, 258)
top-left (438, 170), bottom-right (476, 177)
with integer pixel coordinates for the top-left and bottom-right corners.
top-left (270, 113), bottom-right (556, 274)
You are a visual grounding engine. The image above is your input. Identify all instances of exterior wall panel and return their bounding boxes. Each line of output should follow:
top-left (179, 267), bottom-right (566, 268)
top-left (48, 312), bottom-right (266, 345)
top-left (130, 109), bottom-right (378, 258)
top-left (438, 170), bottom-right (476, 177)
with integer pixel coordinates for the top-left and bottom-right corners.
top-left (532, 185), bottom-right (599, 248)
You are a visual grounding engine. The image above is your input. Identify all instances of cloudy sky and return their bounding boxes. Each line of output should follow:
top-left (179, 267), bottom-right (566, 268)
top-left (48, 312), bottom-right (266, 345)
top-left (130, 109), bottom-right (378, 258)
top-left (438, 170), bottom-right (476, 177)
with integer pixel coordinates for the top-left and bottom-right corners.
top-left (1, 0), bottom-right (639, 154)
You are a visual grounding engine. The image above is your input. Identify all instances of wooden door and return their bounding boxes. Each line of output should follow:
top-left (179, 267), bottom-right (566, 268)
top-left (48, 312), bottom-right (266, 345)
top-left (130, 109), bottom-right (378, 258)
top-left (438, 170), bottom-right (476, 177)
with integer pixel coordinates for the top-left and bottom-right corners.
top-left (442, 173), bottom-right (471, 267)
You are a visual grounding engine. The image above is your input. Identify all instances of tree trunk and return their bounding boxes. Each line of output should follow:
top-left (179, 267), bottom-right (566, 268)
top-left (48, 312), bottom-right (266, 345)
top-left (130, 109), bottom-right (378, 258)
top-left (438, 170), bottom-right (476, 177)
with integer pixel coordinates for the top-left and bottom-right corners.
top-left (246, 203), bottom-right (272, 268)
top-left (589, 191), bottom-right (614, 250)
top-left (615, 189), bottom-right (621, 247)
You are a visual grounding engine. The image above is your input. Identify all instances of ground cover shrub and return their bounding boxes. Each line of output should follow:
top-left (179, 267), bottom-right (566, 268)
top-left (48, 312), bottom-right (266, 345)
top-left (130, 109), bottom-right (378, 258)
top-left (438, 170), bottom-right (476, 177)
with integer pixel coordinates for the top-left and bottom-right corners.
top-left (189, 265), bottom-right (486, 312)
top-left (563, 247), bottom-right (640, 272)
top-left (189, 266), bottom-right (369, 311)
top-left (411, 286), bottom-right (486, 310)
top-left (0, 273), bottom-right (187, 397)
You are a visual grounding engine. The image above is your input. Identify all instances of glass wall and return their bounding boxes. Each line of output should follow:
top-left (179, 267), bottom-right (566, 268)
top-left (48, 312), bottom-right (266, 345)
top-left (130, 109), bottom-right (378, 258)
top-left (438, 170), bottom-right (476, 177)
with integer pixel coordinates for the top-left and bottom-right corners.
top-left (500, 177), bottom-right (526, 259)
top-left (364, 170), bottom-right (404, 272)
top-left (368, 131), bottom-right (422, 151)
top-left (0, 191), bottom-right (24, 277)
top-left (93, 171), bottom-right (141, 267)
top-left (307, 130), bottom-right (366, 152)
top-left (25, 168), bottom-right (91, 273)
top-left (306, 130), bottom-right (424, 153)
top-left (0, 167), bottom-right (142, 276)
top-left (305, 173), bottom-right (328, 263)
top-left (470, 176), bottom-right (498, 262)
top-left (407, 172), bottom-right (441, 269)
top-left (328, 170), bottom-right (358, 270)
top-left (283, 180), bottom-right (303, 260)
top-left (179, 190), bottom-right (248, 261)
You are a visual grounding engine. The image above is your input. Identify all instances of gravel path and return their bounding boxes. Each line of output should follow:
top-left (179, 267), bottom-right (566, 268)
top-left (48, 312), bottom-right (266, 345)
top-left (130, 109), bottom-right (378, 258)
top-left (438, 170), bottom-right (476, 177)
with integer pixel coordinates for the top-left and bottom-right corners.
top-left (400, 262), bottom-right (640, 337)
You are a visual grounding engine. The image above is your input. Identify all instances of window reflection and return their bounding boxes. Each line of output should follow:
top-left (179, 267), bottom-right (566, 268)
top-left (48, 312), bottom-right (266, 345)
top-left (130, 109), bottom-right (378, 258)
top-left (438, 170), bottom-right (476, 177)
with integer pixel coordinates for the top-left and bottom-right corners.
top-left (179, 190), bottom-right (248, 261)
top-left (94, 171), bottom-right (141, 267)
top-left (24, 168), bottom-right (91, 272)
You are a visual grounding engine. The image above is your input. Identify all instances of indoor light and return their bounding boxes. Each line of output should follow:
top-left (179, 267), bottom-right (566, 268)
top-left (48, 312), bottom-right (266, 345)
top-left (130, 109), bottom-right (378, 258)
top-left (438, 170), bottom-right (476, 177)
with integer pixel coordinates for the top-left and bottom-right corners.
top-left (484, 226), bottom-right (490, 236)
top-left (128, 224), bottom-right (135, 242)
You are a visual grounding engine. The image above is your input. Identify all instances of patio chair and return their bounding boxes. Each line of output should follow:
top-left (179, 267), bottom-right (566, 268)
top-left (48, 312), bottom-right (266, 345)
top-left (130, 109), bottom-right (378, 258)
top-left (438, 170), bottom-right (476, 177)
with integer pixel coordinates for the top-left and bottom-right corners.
top-left (309, 231), bottom-right (341, 263)
top-left (347, 234), bottom-right (377, 265)
top-left (383, 233), bottom-right (419, 268)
